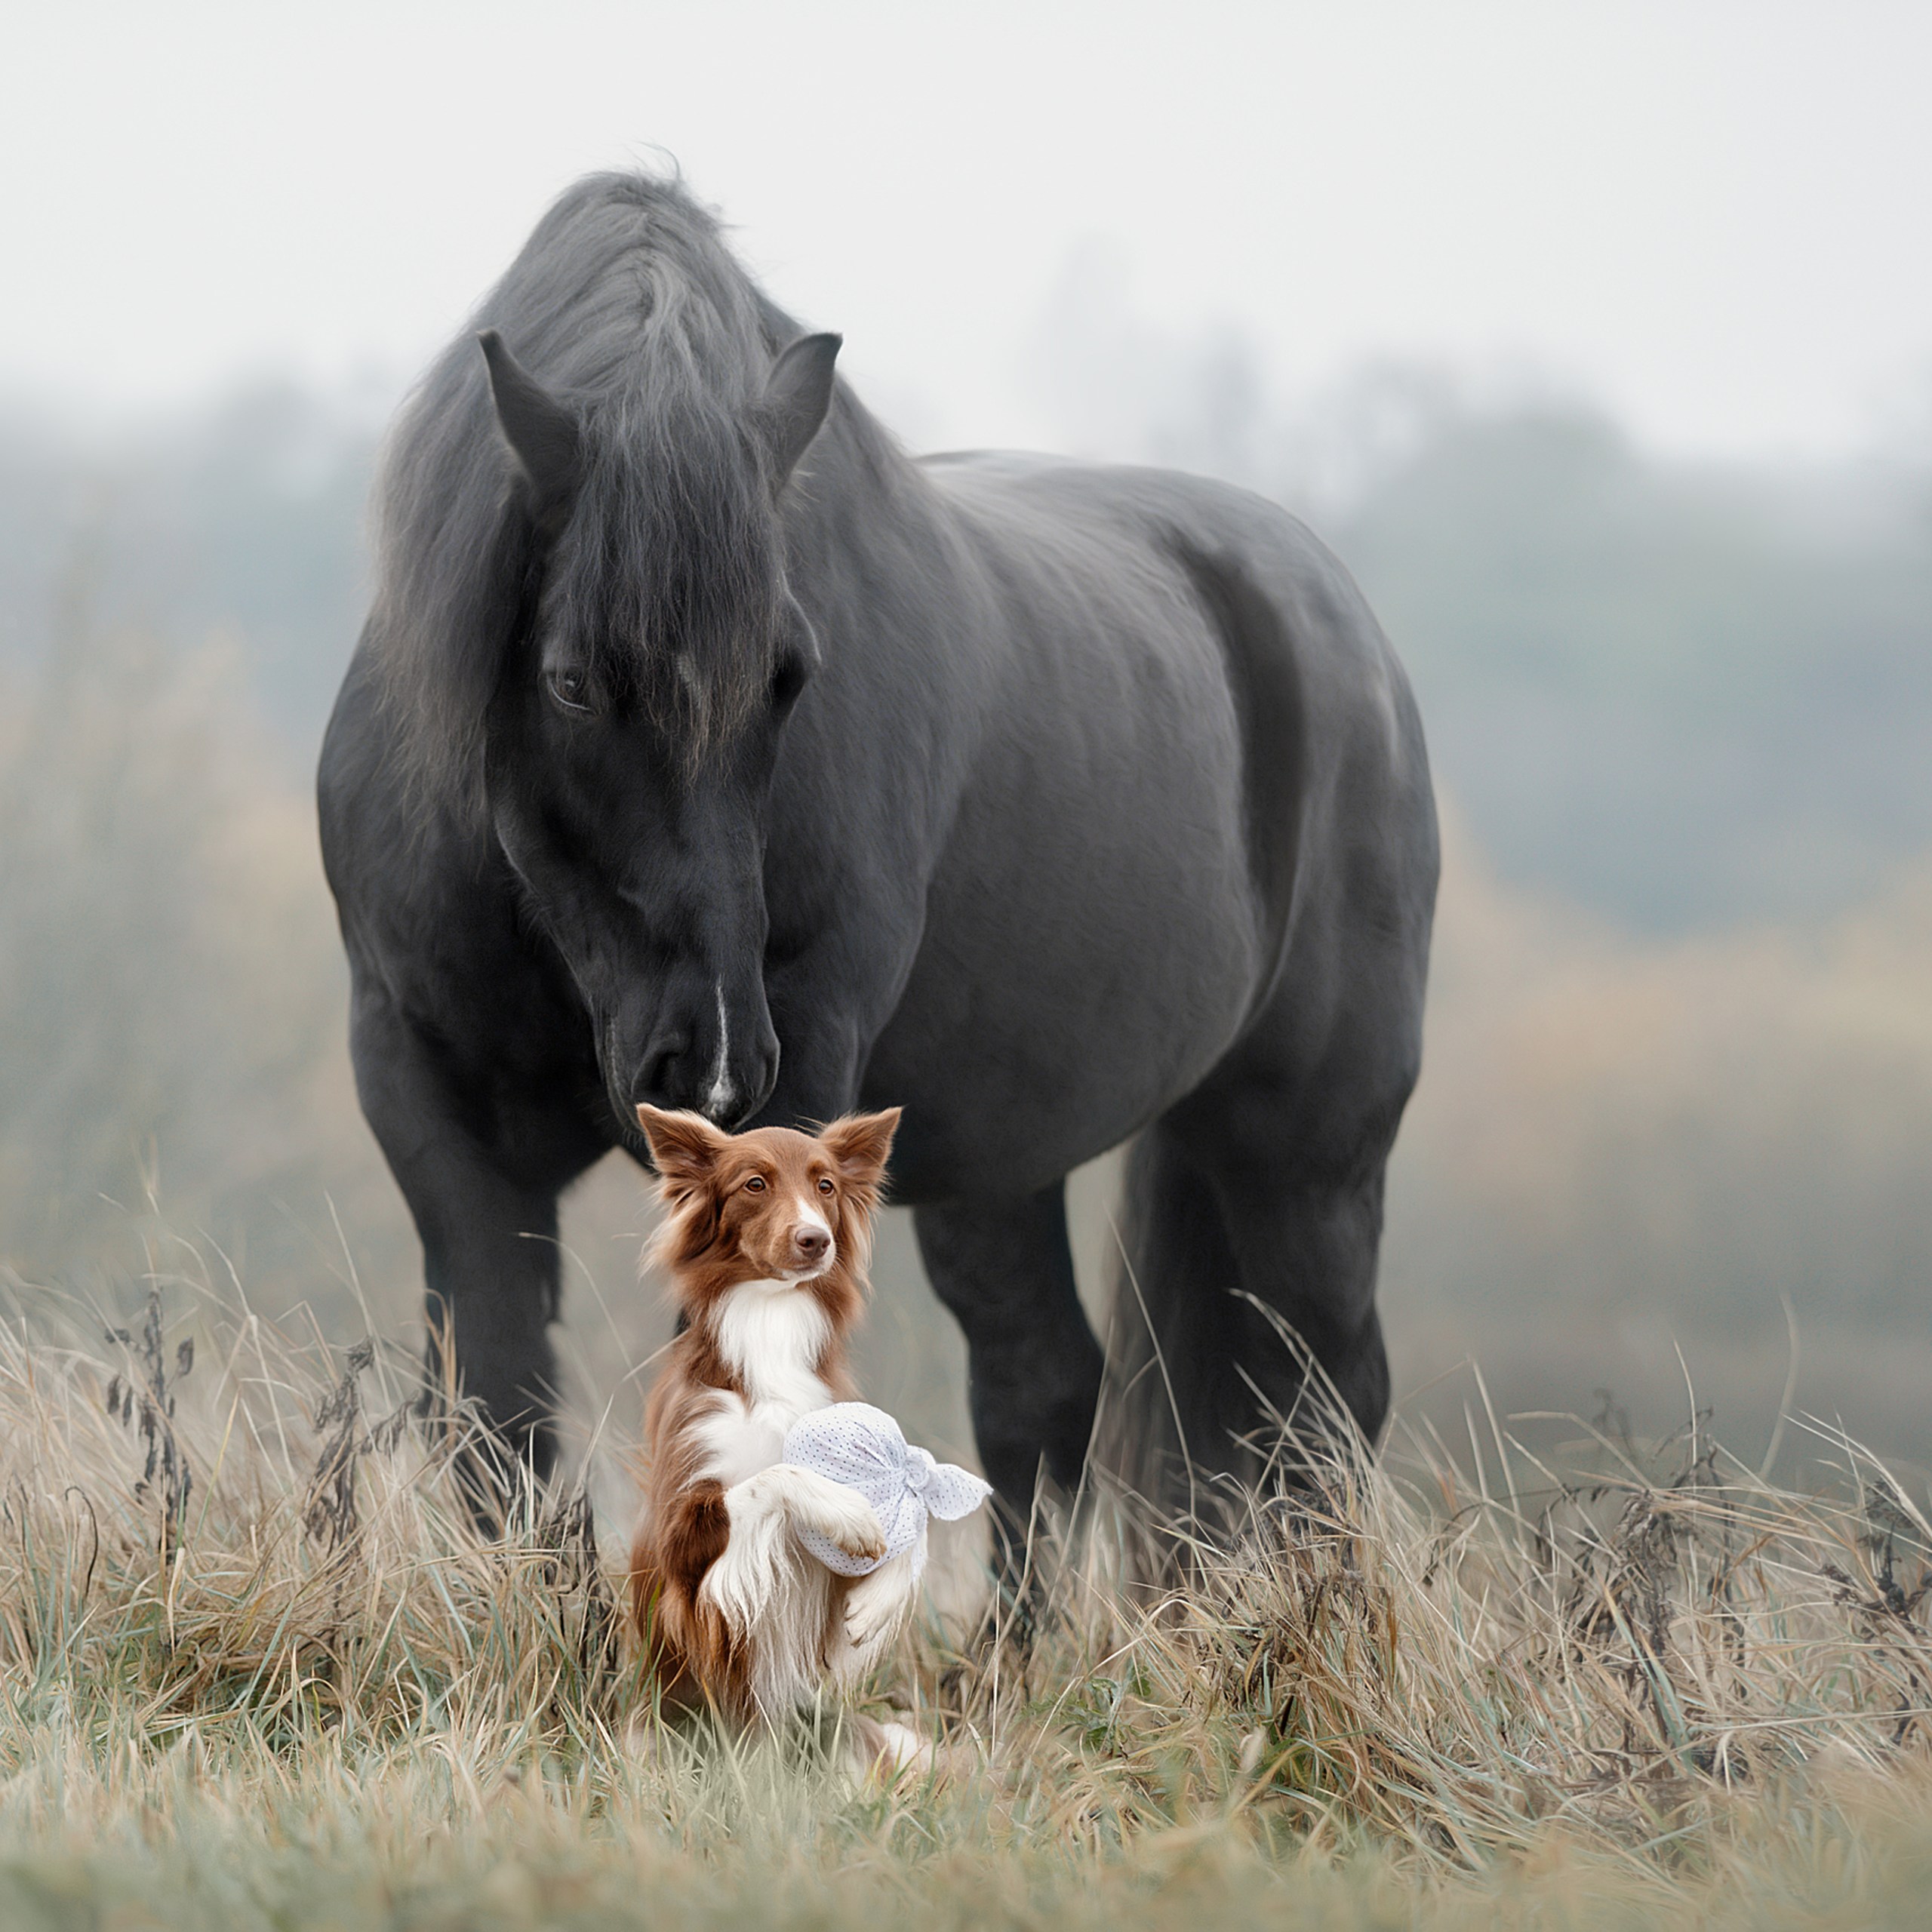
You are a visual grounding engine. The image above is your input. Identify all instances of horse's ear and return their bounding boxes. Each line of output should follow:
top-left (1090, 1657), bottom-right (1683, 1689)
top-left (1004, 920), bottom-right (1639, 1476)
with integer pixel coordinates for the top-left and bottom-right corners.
top-left (759, 331), bottom-right (842, 488)
top-left (636, 1105), bottom-right (731, 1184)
top-left (817, 1106), bottom-right (900, 1187)
top-left (478, 329), bottom-right (581, 530)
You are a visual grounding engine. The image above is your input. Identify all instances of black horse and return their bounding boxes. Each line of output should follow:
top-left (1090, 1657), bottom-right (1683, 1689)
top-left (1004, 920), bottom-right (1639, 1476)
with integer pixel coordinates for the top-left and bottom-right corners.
top-left (318, 171), bottom-right (1438, 1543)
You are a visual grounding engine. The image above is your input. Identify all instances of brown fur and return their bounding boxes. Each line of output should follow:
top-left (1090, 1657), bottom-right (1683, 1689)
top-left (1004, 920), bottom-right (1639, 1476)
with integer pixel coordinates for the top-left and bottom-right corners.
top-left (627, 1106), bottom-right (900, 1724)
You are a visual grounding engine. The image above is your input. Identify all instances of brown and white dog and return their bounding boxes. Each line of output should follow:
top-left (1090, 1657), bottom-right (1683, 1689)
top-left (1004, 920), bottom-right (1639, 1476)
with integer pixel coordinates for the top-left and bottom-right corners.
top-left (627, 1102), bottom-right (924, 1736)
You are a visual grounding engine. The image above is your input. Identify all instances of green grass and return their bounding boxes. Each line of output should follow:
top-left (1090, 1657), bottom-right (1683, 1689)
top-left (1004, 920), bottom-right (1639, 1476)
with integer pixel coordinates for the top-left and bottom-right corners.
top-left (3, 1269), bottom-right (1932, 1930)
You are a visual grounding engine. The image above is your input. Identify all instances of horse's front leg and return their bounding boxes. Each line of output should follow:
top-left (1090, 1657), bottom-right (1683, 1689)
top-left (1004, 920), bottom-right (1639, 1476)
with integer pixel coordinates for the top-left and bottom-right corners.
top-left (913, 1184), bottom-right (1105, 1598)
top-left (349, 980), bottom-right (608, 1515)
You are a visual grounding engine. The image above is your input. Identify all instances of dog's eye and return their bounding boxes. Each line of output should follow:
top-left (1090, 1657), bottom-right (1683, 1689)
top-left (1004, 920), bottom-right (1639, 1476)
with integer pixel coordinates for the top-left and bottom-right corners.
top-left (744, 1175), bottom-right (766, 1193)
top-left (817, 1177), bottom-right (834, 1195)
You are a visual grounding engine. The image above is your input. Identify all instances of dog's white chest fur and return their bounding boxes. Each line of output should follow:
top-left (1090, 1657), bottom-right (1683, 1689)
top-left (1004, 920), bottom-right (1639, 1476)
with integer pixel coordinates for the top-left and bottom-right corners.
top-left (694, 1282), bottom-right (833, 1487)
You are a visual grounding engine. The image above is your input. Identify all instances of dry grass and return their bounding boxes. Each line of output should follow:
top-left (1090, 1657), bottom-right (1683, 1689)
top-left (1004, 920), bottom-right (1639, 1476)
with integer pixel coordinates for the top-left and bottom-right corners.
top-left (4, 1257), bottom-right (1932, 1929)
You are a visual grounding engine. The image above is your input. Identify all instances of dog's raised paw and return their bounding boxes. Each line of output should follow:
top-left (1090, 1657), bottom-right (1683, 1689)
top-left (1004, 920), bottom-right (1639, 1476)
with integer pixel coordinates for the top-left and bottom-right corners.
top-left (838, 1523), bottom-right (888, 1564)
top-left (822, 1497), bottom-right (888, 1564)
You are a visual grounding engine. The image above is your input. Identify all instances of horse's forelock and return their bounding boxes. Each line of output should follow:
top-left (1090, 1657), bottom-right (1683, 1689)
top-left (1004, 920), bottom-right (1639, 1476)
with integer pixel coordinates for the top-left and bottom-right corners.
top-left (368, 169), bottom-right (789, 811)
top-left (551, 378), bottom-right (781, 757)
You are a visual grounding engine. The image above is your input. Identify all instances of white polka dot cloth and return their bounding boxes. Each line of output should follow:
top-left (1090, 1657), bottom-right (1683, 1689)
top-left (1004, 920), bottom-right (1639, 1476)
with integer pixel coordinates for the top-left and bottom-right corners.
top-left (784, 1401), bottom-right (992, 1580)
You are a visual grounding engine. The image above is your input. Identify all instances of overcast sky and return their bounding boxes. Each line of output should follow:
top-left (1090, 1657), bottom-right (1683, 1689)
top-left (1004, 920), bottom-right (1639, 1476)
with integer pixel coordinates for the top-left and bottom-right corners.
top-left (4, 0), bottom-right (1928, 458)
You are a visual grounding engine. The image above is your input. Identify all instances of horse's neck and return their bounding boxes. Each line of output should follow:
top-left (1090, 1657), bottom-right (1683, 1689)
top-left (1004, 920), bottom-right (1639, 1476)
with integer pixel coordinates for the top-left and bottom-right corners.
top-left (798, 387), bottom-right (944, 546)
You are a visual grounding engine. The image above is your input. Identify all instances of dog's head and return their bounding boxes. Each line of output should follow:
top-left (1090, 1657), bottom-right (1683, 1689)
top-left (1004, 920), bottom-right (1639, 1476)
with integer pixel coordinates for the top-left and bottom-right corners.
top-left (634, 1104), bottom-right (901, 1309)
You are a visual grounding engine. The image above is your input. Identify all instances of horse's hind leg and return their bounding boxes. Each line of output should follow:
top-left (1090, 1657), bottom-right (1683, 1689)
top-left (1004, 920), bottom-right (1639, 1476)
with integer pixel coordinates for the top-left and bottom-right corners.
top-left (1103, 1124), bottom-right (1247, 1521)
top-left (914, 1184), bottom-right (1104, 1581)
top-left (1103, 1038), bottom-right (1412, 1531)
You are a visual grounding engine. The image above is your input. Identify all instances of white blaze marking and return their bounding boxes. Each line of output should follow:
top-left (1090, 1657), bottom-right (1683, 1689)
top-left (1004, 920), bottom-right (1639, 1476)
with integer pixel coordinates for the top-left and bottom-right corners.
top-left (703, 982), bottom-right (734, 1121)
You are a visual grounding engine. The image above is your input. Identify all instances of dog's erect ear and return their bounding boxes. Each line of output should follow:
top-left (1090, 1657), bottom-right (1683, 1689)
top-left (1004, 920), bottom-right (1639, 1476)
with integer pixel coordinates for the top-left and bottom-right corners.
top-left (636, 1105), bottom-right (731, 1185)
top-left (817, 1107), bottom-right (901, 1188)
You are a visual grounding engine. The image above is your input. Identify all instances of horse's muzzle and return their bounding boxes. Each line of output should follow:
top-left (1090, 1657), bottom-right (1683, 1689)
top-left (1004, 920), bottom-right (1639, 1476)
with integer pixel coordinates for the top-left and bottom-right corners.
top-left (605, 998), bottom-right (780, 1134)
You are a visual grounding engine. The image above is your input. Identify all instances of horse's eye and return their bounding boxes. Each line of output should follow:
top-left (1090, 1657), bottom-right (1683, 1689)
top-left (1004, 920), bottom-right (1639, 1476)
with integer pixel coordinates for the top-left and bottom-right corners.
top-left (546, 666), bottom-right (592, 713)
top-left (744, 1175), bottom-right (766, 1193)
top-left (817, 1177), bottom-right (834, 1195)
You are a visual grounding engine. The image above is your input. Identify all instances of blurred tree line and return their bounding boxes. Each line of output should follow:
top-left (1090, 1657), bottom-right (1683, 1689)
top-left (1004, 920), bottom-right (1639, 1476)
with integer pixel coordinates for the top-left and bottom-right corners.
top-left (1026, 248), bottom-right (1932, 931)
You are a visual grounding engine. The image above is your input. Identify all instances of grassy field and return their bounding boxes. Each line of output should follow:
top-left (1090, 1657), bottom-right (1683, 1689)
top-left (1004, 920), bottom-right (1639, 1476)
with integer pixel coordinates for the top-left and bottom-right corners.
top-left (4, 1272), bottom-right (1932, 1930)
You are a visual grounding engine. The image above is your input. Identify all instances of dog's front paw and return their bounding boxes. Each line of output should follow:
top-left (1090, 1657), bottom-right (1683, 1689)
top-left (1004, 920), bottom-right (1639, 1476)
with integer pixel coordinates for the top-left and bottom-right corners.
top-left (841, 1552), bottom-right (916, 1654)
top-left (844, 1588), bottom-right (905, 1651)
top-left (814, 1488), bottom-right (887, 1565)
top-left (833, 1511), bottom-right (888, 1567)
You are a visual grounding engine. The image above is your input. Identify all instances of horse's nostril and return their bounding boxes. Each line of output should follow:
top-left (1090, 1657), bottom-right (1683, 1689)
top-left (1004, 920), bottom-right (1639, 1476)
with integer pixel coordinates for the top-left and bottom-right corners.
top-left (635, 1046), bottom-right (688, 1109)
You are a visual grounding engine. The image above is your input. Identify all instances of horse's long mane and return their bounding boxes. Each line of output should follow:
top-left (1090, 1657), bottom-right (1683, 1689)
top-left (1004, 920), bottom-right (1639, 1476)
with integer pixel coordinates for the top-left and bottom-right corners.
top-left (369, 170), bottom-right (804, 808)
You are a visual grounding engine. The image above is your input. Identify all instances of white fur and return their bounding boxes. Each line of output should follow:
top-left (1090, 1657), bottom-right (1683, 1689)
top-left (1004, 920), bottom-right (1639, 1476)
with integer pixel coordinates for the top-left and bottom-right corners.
top-left (842, 1714), bottom-right (934, 1784)
top-left (711, 1281), bottom-right (832, 1411)
top-left (700, 1463), bottom-right (885, 1715)
top-left (691, 1286), bottom-right (832, 1487)
top-left (685, 1278), bottom-right (878, 1715)
top-left (872, 1720), bottom-right (931, 1774)
top-left (689, 1389), bottom-right (786, 1490)
top-left (691, 1291), bottom-right (834, 1484)
top-left (834, 1548), bottom-right (921, 1678)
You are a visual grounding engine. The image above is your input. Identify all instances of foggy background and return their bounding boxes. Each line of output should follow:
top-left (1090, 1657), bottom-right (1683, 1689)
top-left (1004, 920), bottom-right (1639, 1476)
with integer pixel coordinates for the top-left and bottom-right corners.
top-left (5, 1), bottom-right (1931, 1492)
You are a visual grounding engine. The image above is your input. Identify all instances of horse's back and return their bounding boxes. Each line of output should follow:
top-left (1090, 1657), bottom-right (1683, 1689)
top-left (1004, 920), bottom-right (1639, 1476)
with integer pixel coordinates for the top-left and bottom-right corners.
top-left (921, 451), bottom-right (1413, 707)
top-left (918, 454), bottom-right (1427, 866)
top-left (865, 454), bottom-right (1435, 1193)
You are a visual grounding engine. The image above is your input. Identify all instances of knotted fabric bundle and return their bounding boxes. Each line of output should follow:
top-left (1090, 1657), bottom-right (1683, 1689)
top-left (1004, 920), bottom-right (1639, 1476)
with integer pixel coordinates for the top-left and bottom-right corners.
top-left (784, 1401), bottom-right (992, 1580)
